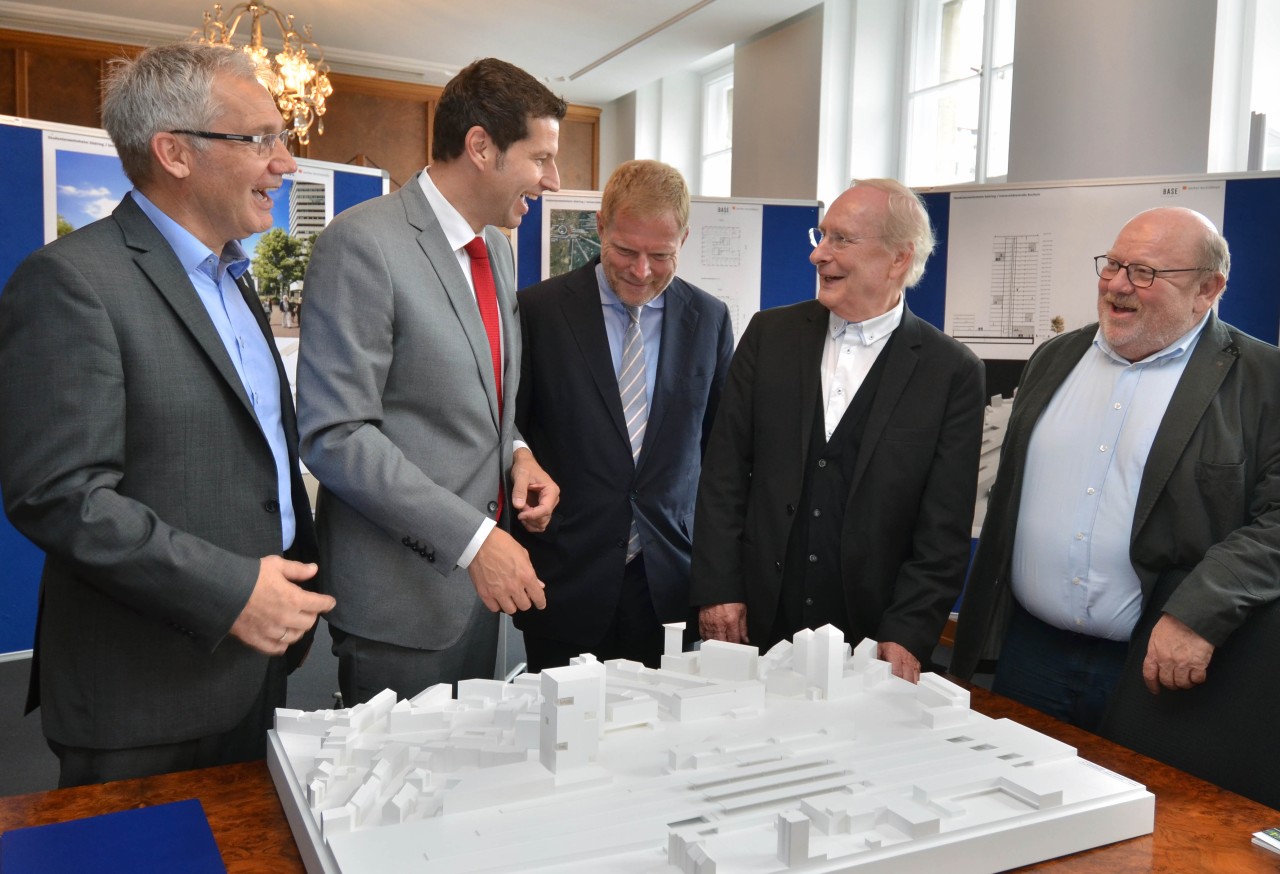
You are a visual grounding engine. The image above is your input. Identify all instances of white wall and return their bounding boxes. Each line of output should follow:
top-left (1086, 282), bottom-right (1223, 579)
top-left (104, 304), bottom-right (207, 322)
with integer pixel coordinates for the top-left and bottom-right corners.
top-left (1007, 0), bottom-right (1218, 182)
top-left (732, 5), bottom-right (826, 199)
top-left (818, 0), bottom-right (906, 205)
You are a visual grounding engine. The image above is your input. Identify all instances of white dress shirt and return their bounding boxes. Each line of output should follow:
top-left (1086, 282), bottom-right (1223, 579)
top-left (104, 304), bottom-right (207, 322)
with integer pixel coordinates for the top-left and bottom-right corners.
top-left (819, 296), bottom-right (904, 440)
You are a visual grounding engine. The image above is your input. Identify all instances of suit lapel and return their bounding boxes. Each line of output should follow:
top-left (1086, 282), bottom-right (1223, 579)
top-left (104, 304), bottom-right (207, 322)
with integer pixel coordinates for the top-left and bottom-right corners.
top-left (644, 279), bottom-right (699, 467)
top-left (795, 301), bottom-right (827, 461)
top-left (402, 180), bottom-right (502, 431)
top-left (117, 195), bottom-right (257, 418)
top-left (1132, 314), bottom-right (1236, 539)
top-left (848, 306), bottom-right (921, 494)
top-left (560, 263), bottom-right (631, 447)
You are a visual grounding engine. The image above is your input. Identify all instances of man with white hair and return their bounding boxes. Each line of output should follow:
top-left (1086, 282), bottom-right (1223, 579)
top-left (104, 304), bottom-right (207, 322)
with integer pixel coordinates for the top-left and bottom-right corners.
top-left (692, 178), bottom-right (985, 683)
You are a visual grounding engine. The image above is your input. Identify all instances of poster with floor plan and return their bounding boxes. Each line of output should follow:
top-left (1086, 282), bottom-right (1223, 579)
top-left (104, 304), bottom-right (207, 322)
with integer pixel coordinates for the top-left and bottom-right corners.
top-left (942, 180), bottom-right (1226, 359)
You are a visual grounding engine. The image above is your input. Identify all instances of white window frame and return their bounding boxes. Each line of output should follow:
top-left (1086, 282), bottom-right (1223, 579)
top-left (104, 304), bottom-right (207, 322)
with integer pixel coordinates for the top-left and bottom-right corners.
top-left (700, 64), bottom-right (734, 197)
top-left (902, 0), bottom-right (1015, 186)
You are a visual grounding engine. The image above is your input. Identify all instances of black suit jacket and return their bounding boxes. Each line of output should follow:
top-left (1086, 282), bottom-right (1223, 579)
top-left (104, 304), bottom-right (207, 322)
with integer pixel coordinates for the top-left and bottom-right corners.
top-left (951, 314), bottom-right (1280, 808)
top-left (0, 194), bottom-right (317, 749)
top-left (690, 299), bottom-right (985, 664)
top-left (513, 260), bottom-right (733, 647)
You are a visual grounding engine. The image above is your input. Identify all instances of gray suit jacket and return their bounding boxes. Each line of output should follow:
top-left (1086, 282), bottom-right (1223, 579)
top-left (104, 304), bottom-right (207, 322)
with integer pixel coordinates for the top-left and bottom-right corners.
top-left (297, 174), bottom-right (519, 650)
top-left (951, 314), bottom-right (1280, 806)
top-left (0, 194), bottom-right (317, 749)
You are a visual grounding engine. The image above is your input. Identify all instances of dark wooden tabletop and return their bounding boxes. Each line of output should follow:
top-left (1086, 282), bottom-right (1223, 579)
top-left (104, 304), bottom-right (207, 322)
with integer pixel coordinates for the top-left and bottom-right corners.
top-left (0, 685), bottom-right (1276, 872)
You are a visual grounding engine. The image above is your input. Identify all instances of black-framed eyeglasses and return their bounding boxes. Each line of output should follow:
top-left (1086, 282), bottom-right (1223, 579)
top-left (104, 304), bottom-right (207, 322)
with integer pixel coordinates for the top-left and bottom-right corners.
top-left (809, 228), bottom-right (881, 251)
top-left (171, 129), bottom-right (291, 157)
top-left (1094, 255), bottom-right (1208, 289)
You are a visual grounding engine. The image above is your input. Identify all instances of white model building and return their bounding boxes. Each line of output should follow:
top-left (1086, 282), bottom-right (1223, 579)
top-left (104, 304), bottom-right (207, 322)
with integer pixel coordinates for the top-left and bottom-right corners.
top-left (268, 625), bottom-right (1153, 873)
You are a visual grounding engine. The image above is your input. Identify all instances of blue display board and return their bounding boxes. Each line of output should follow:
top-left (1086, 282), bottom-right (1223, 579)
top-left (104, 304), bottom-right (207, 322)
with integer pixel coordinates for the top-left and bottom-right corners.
top-left (0, 117), bottom-right (388, 655)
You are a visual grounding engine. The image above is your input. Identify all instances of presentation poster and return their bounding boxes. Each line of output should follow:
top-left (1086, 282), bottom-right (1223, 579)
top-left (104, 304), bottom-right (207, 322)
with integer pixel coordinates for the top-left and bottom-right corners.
top-left (943, 180), bottom-right (1226, 360)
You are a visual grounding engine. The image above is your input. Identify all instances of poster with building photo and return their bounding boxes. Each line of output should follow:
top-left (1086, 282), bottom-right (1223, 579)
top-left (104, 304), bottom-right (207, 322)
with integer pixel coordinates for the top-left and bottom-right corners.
top-left (44, 128), bottom-right (126, 242)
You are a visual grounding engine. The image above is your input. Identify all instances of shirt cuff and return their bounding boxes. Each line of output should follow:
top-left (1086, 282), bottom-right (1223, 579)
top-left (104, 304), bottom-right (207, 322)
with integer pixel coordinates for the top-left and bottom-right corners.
top-left (458, 517), bottom-right (497, 568)
top-left (513, 439), bottom-right (529, 453)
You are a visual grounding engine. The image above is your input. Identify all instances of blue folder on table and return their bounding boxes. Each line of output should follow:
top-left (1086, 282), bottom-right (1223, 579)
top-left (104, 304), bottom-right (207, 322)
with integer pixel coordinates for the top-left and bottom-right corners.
top-left (0, 797), bottom-right (225, 874)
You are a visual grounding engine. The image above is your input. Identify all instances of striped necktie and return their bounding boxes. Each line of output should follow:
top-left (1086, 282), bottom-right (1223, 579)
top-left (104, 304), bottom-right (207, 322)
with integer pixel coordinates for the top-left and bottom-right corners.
top-left (619, 304), bottom-right (648, 561)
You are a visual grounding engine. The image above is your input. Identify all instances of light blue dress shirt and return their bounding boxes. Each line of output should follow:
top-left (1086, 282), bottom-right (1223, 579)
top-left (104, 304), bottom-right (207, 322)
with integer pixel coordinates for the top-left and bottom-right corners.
top-left (596, 262), bottom-right (664, 410)
top-left (1011, 314), bottom-right (1211, 640)
top-left (132, 190), bottom-right (295, 551)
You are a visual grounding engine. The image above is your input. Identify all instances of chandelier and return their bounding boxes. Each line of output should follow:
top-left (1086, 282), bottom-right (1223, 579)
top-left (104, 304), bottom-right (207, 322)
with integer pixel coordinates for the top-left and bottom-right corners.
top-left (192, 2), bottom-right (334, 146)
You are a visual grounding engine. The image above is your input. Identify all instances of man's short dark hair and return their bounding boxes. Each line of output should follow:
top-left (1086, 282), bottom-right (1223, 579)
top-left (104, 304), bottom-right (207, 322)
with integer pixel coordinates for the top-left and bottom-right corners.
top-left (431, 58), bottom-right (567, 162)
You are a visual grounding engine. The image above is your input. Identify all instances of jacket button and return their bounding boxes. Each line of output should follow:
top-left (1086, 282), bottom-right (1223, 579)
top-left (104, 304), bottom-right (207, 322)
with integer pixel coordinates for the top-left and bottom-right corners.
top-left (263, 499), bottom-right (279, 513)
top-left (487, 501), bottom-right (499, 513)
top-left (617, 538), bottom-right (627, 549)
top-left (785, 504), bottom-right (795, 515)
top-left (817, 459), bottom-right (827, 469)
top-left (774, 561), bottom-right (782, 572)
top-left (402, 536), bottom-right (412, 546)
top-left (425, 551), bottom-right (435, 563)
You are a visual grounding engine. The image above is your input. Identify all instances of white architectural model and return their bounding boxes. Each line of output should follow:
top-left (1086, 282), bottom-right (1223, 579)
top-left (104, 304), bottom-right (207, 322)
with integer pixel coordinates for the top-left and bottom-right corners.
top-left (268, 625), bottom-right (1153, 873)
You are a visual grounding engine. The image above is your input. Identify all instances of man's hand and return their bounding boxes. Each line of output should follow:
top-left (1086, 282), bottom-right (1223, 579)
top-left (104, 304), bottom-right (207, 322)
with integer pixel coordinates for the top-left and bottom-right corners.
top-left (511, 446), bottom-right (559, 534)
top-left (229, 556), bottom-right (335, 656)
top-left (468, 527), bottom-right (547, 614)
top-left (1142, 613), bottom-right (1214, 694)
top-left (699, 602), bottom-right (749, 644)
top-left (877, 641), bottom-right (922, 684)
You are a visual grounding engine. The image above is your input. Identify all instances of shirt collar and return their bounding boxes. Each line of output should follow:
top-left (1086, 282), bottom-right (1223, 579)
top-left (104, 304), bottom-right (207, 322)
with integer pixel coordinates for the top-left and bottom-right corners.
top-left (419, 168), bottom-right (485, 254)
top-left (131, 189), bottom-right (249, 283)
top-left (595, 262), bottom-right (666, 310)
top-left (1092, 310), bottom-right (1212, 366)
top-left (828, 294), bottom-right (904, 345)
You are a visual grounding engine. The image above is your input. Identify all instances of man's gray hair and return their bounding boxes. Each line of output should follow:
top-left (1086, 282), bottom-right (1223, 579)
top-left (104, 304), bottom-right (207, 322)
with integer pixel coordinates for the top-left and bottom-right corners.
top-left (851, 177), bottom-right (936, 288)
top-left (102, 43), bottom-right (265, 186)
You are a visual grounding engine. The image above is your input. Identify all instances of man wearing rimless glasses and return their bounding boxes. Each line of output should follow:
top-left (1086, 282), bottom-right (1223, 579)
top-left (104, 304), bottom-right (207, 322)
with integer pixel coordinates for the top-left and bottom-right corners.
top-left (953, 206), bottom-right (1280, 809)
top-left (692, 178), bottom-right (984, 684)
top-left (0, 42), bottom-right (334, 787)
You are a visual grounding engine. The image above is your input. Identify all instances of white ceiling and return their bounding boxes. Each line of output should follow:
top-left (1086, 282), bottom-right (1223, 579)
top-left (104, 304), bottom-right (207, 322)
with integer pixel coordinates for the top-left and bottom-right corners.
top-left (0, 0), bottom-right (822, 106)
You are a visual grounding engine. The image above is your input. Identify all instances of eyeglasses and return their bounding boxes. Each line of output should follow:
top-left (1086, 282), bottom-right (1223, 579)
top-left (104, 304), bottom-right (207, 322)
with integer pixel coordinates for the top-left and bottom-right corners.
top-left (171, 129), bottom-right (292, 157)
top-left (809, 228), bottom-right (881, 251)
top-left (1094, 255), bottom-right (1208, 289)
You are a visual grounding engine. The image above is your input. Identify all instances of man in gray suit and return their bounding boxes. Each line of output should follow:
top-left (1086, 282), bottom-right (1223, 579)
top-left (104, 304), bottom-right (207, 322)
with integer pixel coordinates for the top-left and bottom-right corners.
top-left (0, 43), bottom-right (335, 787)
top-left (298, 59), bottom-right (563, 704)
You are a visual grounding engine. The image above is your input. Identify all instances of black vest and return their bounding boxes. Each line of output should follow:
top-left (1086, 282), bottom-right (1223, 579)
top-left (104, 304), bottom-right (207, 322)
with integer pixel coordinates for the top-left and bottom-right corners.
top-left (772, 328), bottom-right (897, 648)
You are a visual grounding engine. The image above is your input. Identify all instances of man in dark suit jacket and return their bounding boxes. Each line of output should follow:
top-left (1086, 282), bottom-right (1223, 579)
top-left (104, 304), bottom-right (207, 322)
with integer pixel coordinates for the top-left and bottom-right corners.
top-left (953, 207), bottom-right (1280, 808)
top-left (0, 44), bottom-right (335, 787)
top-left (515, 160), bottom-right (734, 670)
top-left (692, 178), bottom-right (984, 682)
top-left (298, 59), bottom-right (563, 704)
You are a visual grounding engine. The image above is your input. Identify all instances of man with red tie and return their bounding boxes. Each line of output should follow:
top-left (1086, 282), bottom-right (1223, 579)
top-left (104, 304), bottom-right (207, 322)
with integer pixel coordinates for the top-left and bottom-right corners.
top-left (297, 59), bottom-right (563, 703)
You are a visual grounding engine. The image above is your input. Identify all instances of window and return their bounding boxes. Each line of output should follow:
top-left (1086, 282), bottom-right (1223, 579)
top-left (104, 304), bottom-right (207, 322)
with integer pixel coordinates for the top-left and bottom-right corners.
top-left (904, 0), bottom-right (1015, 186)
top-left (1249, 0), bottom-right (1280, 169)
top-left (701, 66), bottom-right (734, 196)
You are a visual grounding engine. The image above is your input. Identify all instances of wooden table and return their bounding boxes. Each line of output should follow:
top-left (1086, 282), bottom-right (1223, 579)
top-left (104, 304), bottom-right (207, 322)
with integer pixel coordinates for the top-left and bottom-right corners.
top-left (1, 686), bottom-right (1276, 872)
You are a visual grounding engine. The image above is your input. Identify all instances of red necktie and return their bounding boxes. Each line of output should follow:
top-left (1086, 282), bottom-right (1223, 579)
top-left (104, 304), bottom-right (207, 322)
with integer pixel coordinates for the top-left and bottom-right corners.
top-left (464, 236), bottom-right (504, 519)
